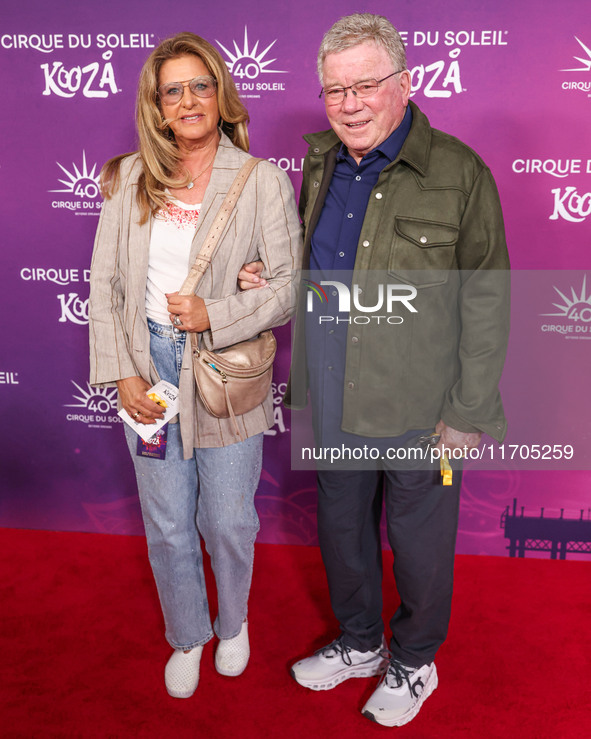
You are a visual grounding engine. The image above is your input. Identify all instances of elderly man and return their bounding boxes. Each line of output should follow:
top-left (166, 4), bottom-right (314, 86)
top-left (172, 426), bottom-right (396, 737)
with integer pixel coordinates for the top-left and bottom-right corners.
top-left (241, 12), bottom-right (509, 728)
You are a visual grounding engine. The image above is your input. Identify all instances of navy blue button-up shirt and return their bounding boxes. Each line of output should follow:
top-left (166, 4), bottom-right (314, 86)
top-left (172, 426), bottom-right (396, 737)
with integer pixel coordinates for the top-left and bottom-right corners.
top-left (310, 106), bottom-right (412, 274)
top-left (306, 107), bottom-right (415, 451)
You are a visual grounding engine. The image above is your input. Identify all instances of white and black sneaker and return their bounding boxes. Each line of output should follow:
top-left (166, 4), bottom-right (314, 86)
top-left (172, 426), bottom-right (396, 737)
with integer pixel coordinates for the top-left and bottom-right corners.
top-left (291, 636), bottom-right (389, 691)
top-left (362, 660), bottom-right (438, 727)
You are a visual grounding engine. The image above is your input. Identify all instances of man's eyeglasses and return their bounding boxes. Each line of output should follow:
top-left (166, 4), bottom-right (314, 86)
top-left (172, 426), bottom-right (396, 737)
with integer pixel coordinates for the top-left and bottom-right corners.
top-left (157, 76), bottom-right (217, 105)
top-left (319, 71), bottom-right (403, 105)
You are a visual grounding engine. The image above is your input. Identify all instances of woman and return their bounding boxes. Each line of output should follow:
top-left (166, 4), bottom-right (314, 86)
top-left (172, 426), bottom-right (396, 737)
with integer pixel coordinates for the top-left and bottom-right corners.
top-left (89, 32), bottom-right (301, 699)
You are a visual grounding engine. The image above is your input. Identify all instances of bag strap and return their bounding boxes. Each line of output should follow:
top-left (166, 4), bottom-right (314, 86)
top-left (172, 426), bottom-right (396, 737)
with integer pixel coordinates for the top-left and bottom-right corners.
top-left (179, 157), bottom-right (263, 297)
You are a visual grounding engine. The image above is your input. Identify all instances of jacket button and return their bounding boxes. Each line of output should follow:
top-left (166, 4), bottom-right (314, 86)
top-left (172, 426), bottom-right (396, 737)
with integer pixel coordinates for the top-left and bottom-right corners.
top-left (362, 240), bottom-right (370, 247)
top-left (313, 147), bottom-right (320, 153)
top-left (313, 181), bottom-right (320, 188)
top-left (420, 236), bottom-right (428, 244)
top-left (351, 336), bottom-right (359, 344)
top-left (347, 381), bottom-right (355, 389)
top-left (375, 192), bottom-right (383, 199)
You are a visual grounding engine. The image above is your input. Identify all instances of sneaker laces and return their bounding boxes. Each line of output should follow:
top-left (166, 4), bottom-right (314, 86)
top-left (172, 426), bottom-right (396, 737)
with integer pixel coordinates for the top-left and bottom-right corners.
top-left (384, 661), bottom-right (424, 697)
top-left (315, 638), bottom-right (354, 665)
top-left (315, 638), bottom-right (388, 666)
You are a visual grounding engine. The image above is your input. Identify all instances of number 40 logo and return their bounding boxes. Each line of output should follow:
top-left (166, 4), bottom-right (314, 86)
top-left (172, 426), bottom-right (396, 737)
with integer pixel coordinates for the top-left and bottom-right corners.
top-left (216, 27), bottom-right (287, 80)
top-left (541, 276), bottom-right (591, 323)
top-left (49, 151), bottom-right (100, 200)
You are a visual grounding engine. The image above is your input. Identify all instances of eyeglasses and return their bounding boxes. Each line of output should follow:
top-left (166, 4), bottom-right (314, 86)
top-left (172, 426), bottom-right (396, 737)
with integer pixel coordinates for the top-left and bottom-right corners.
top-left (157, 76), bottom-right (217, 105)
top-left (319, 71), bottom-right (403, 105)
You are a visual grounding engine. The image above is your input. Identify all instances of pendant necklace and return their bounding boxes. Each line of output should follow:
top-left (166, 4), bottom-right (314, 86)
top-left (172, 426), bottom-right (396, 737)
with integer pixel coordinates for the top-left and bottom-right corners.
top-left (186, 155), bottom-right (215, 189)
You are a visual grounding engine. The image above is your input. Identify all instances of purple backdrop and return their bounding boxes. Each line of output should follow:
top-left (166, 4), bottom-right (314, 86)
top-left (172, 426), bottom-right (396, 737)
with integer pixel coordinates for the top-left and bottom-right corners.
top-left (1, 0), bottom-right (590, 559)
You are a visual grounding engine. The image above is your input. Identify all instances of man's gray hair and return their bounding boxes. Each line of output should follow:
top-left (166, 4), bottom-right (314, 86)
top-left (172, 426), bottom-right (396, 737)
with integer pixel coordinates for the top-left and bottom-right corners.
top-left (317, 13), bottom-right (407, 83)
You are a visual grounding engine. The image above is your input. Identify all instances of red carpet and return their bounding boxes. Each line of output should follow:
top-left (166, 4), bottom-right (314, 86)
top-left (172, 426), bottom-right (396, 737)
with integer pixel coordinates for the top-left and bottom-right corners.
top-left (1, 528), bottom-right (590, 738)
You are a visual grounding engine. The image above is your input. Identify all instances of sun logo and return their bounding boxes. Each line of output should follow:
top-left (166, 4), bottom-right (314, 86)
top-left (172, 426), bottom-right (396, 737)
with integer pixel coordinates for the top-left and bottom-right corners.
top-left (65, 382), bottom-right (118, 414)
top-left (561, 37), bottom-right (591, 72)
top-left (216, 27), bottom-right (287, 81)
top-left (542, 276), bottom-right (591, 323)
top-left (49, 151), bottom-right (100, 199)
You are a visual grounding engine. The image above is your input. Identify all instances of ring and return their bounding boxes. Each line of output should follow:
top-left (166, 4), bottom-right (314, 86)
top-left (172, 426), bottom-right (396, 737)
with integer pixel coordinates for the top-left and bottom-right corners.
top-left (132, 411), bottom-right (141, 419)
top-left (173, 316), bottom-right (183, 327)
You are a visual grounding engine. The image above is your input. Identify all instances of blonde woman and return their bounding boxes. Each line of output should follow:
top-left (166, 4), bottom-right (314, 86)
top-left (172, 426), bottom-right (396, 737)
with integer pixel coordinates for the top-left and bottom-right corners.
top-left (89, 32), bottom-right (301, 698)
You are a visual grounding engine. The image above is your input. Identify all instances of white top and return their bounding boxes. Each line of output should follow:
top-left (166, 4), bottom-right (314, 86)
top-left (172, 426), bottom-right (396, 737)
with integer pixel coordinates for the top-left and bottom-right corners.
top-left (145, 195), bottom-right (201, 324)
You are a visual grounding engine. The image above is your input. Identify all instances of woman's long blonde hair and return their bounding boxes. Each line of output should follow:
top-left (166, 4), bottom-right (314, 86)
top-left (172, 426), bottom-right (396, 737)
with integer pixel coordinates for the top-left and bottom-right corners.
top-left (100, 32), bottom-right (250, 223)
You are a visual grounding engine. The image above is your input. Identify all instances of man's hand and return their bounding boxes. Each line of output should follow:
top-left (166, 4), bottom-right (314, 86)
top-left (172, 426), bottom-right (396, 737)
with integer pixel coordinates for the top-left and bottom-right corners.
top-left (435, 419), bottom-right (482, 454)
top-left (238, 260), bottom-right (266, 290)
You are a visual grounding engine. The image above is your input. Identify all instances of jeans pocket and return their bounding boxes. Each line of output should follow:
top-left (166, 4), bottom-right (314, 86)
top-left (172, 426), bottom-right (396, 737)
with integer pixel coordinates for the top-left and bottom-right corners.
top-left (148, 321), bottom-right (185, 386)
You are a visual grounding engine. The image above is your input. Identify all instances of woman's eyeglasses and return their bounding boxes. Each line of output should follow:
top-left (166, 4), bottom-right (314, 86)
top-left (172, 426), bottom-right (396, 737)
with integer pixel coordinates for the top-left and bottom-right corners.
top-left (158, 76), bottom-right (217, 105)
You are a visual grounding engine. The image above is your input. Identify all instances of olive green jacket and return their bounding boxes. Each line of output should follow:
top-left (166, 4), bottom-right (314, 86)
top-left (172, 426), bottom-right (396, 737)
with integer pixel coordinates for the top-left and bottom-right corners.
top-left (285, 101), bottom-right (510, 441)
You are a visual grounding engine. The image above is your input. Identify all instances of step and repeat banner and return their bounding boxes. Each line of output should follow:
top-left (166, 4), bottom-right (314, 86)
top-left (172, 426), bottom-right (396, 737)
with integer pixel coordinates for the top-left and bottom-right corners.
top-left (1, 0), bottom-right (590, 558)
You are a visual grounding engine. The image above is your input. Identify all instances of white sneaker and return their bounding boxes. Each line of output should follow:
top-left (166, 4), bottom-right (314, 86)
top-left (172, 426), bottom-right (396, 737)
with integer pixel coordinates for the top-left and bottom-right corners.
top-left (164, 646), bottom-right (204, 699)
top-left (362, 660), bottom-right (438, 727)
top-left (291, 637), bottom-right (389, 691)
top-left (215, 621), bottom-right (250, 677)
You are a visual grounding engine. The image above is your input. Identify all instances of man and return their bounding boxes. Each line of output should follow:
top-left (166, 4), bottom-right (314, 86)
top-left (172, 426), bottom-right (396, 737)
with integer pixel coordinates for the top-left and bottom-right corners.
top-left (241, 13), bottom-right (509, 728)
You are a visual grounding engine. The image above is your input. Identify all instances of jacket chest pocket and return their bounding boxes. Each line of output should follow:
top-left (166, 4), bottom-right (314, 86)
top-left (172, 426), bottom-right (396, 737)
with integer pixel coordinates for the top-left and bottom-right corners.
top-left (388, 217), bottom-right (459, 287)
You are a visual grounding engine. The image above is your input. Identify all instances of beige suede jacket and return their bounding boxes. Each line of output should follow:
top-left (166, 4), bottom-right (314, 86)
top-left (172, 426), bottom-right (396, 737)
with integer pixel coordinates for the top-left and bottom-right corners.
top-left (89, 133), bottom-right (302, 457)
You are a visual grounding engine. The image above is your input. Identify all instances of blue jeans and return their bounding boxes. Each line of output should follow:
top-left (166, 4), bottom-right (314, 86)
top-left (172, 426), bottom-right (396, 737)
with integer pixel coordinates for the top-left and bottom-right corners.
top-left (124, 319), bottom-right (263, 650)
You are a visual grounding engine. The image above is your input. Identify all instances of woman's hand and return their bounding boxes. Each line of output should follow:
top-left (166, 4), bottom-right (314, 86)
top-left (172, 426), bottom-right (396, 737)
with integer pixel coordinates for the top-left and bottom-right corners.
top-left (238, 261), bottom-right (266, 290)
top-left (166, 292), bottom-right (211, 332)
top-left (117, 376), bottom-right (165, 425)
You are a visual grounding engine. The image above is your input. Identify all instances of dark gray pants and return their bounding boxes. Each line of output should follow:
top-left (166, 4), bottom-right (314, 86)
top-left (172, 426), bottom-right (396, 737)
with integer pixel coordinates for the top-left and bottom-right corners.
top-left (316, 467), bottom-right (461, 668)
